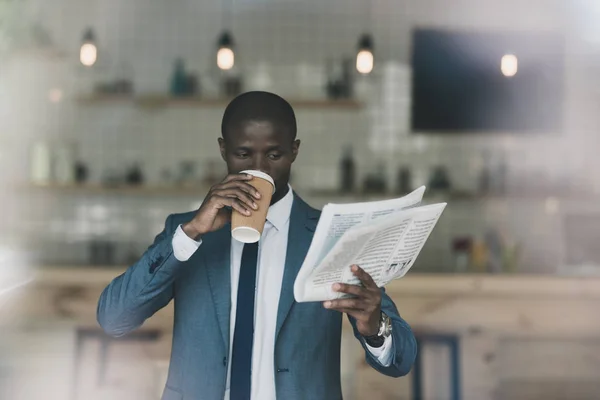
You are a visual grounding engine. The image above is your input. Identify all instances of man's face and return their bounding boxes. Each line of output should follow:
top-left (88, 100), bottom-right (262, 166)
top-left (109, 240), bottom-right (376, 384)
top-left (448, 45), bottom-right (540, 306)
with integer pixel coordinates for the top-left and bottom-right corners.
top-left (218, 119), bottom-right (300, 202)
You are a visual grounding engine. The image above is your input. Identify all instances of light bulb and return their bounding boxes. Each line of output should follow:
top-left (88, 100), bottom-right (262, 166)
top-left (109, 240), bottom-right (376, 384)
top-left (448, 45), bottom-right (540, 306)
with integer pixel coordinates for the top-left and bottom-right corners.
top-left (80, 43), bottom-right (97, 67)
top-left (356, 50), bottom-right (374, 74)
top-left (217, 47), bottom-right (235, 70)
top-left (501, 54), bottom-right (518, 77)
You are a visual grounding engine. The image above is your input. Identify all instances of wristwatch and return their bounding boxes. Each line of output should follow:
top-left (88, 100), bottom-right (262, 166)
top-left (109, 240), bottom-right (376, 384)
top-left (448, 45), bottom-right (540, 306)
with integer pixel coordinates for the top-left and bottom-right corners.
top-left (363, 311), bottom-right (392, 348)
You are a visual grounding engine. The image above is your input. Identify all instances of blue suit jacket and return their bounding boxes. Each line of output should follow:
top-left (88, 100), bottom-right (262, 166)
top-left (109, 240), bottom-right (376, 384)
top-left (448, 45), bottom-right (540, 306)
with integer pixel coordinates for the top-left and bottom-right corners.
top-left (97, 193), bottom-right (417, 399)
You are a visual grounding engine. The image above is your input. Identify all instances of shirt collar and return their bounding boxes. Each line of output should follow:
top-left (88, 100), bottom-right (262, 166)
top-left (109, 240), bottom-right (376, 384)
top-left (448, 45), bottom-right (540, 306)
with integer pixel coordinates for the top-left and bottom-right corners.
top-left (266, 184), bottom-right (293, 232)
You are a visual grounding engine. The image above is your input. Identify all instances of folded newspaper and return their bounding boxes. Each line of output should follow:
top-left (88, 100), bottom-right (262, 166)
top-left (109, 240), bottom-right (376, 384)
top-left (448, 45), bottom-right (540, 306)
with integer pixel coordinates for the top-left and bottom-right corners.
top-left (294, 186), bottom-right (446, 302)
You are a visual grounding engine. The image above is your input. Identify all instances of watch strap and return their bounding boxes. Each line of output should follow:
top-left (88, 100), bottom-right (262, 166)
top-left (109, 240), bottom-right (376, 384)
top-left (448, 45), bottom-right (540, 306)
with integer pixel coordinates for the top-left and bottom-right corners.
top-left (364, 334), bottom-right (385, 348)
top-left (362, 311), bottom-right (390, 348)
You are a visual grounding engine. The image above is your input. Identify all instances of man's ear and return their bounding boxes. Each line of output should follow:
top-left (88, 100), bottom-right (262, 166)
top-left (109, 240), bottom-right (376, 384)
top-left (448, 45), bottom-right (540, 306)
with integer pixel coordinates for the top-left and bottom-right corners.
top-left (291, 139), bottom-right (301, 163)
top-left (218, 137), bottom-right (226, 161)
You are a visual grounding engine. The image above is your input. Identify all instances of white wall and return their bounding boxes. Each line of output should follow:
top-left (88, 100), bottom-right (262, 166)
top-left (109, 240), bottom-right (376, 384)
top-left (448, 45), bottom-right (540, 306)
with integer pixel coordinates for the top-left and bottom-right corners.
top-left (3, 4), bottom-right (600, 400)
top-left (2, 0), bottom-right (599, 272)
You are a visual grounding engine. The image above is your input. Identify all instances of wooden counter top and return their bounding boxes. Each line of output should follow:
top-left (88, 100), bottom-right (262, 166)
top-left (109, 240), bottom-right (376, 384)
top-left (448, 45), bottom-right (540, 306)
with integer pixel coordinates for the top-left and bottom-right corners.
top-left (33, 266), bottom-right (600, 299)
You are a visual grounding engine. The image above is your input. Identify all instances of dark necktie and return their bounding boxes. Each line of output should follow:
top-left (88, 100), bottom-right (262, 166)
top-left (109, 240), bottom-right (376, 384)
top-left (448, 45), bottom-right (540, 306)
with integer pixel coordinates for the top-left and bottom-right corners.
top-left (230, 242), bottom-right (259, 400)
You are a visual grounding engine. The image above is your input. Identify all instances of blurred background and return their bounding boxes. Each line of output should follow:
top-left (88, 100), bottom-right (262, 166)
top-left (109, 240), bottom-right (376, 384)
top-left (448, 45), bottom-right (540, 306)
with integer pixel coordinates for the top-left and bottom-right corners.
top-left (1, 0), bottom-right (600, 399)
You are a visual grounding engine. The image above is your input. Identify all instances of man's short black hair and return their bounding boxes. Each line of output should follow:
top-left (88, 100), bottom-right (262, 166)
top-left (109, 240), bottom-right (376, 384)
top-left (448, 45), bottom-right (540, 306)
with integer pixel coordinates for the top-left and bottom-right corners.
top-left (221, 91), bottom-right (297, 141)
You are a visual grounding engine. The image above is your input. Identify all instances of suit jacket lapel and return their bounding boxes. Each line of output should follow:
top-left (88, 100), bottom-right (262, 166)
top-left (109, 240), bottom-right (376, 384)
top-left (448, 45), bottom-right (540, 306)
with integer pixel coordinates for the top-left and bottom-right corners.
top-left (203, 223), bottom-right (232, 351)
top-left (275, 193), bottom-right (320, 340)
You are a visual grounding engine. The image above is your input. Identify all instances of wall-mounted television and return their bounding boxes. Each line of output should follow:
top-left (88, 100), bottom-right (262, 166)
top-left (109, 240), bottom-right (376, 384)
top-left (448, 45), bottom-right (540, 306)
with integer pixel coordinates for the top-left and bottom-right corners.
top-left (410, 29), bottom-right (565, 134)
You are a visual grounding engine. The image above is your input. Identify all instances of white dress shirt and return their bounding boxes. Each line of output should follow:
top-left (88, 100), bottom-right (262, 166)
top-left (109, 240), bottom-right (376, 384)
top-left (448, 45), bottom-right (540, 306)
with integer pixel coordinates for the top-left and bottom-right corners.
top-left (171, 186), bottom-right (392, 400)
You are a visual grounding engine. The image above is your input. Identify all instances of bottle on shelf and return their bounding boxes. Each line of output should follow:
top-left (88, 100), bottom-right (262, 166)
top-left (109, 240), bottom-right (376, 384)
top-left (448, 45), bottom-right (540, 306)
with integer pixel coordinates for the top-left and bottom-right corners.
top-left (30, 141), bottom-right (52, 185)
top-left (396, 166), bottom-right (412, 194)
top-left (339, 145), bottom-right (356, 193)
top-left (170, 58), bottom-right (188, 97)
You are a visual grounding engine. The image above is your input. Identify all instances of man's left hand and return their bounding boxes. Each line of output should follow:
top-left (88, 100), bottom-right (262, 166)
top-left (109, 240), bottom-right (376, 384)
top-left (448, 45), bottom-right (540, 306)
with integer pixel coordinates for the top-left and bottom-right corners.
top-left (323, 265), bottom-right (382, 336)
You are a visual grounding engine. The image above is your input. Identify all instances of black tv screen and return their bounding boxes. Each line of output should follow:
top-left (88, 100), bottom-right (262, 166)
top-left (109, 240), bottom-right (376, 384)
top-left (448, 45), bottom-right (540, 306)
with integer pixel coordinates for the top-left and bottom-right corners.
top-left (410, 29), bottom-right (565, 133)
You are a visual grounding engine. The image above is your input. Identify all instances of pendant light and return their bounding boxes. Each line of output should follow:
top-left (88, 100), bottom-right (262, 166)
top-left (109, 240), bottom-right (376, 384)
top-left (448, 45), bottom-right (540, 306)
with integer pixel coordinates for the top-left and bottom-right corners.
top-left (80, 28), bottom-right (97, 67)
top-left (356, 0), bottom-right (374, 75)
top-left (217, 31), bottom-right (235, 71)
top-left (501, 54), bottom-right (518, 77)
top-left (356, 33), bottom-right (374, 75)
top-left (217, 0), bottom-right (235, 71)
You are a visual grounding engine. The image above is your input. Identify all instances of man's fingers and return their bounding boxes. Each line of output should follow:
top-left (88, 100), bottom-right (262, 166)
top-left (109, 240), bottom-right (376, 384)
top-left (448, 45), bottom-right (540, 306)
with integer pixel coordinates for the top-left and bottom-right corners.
top-left (228, 180), bottom-right (262, 199)
top-left (329, 308), bottom-right (365, 318)
top-left (322, 302), bottom-right (370, 321)
top-left (230, 199), bottom-right (252, 216)
top-left (223, 173), bottom-right (254, 183)
top-left (216, 188), bottom-right (258, 210)
top-left (332, 283), bottom-right (367, 297)
top-left (218, 180), bottom-right (261, 199)
top-left (213, 196), bottom-right (251, 216)
top-left (351, 265), bottom-right (378, 289)
top-left (218, 175), bottom-right (261, 199)
top-left (323, 298), bottom-right (365, 311)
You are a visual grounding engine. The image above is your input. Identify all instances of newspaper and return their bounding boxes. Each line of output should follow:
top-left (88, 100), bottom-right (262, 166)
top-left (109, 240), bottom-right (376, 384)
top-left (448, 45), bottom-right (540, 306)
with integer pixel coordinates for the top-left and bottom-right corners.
top-left (294, 186), bottom-right (446, 302)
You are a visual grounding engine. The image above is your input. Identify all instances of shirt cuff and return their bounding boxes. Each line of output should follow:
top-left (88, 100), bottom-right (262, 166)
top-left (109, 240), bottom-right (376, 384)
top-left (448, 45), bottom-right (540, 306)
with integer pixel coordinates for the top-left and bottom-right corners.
top-left (365, 334), bottom-right (393, 367)
top-left (172, 224), bottom-right (202, 261)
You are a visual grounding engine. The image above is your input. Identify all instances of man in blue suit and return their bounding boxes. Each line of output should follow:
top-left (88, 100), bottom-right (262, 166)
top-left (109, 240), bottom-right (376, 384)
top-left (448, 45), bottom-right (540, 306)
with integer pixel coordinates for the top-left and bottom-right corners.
top-left (97, 91), bottom-right (416, 400)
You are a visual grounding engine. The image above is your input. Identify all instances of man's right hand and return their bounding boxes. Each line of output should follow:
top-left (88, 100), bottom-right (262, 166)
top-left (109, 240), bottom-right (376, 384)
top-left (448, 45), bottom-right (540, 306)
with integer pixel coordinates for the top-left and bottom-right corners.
top-left (182, 173), bottom-right (261, 240)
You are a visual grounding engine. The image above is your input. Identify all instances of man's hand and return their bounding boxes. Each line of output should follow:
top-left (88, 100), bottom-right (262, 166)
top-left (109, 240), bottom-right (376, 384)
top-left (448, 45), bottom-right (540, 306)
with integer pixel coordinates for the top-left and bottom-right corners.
top-left (182, 173), bottom-right (261, 239)
top-left (322, 265), bottom-right (382, 336)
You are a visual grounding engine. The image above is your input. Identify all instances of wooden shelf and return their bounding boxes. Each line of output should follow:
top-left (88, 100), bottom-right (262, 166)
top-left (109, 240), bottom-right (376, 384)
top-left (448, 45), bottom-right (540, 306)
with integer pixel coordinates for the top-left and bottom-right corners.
top-left (75, 94), bottom-right (363, 110)
top-left (33, 267), bottom-right (600, 299)
top-left (11, 47), bottom-right (68, 60)
top-left (25, 183), bottom-right (209, 196)
top-left (25, 184), bottom-right (600, 203)
top-left (29, 267), bottom-right (600, 339)
top-left (307, 189), bottom-right (600, 203)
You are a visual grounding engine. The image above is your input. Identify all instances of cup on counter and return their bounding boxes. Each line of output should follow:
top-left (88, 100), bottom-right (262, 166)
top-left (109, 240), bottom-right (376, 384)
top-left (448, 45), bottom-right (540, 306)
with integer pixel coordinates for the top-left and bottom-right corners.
top-left (231, 170), bottom-right (275, 243)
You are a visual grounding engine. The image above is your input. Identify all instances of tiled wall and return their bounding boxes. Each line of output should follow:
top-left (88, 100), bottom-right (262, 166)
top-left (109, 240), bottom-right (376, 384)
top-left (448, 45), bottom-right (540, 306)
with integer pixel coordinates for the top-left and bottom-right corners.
top-left (2, 0), bottom-right (600, 272)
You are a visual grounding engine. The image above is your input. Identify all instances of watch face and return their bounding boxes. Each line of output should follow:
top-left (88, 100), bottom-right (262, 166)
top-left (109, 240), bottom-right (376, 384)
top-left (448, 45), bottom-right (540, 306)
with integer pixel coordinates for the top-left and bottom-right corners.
top-left (381, 312), bottom-right (392, 337)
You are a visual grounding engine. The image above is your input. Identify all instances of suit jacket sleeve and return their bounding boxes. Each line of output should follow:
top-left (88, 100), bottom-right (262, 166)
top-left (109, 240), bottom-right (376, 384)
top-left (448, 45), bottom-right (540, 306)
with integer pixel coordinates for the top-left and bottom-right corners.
top-left (348, 287), bottom-right (417, 377)
top-left (96, 214), bottom-right (186, 337)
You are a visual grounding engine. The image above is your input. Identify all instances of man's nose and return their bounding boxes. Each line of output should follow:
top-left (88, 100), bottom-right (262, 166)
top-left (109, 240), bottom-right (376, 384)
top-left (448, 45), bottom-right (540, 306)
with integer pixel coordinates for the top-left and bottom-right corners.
top-left (250, 156), bottom-right (271, 176)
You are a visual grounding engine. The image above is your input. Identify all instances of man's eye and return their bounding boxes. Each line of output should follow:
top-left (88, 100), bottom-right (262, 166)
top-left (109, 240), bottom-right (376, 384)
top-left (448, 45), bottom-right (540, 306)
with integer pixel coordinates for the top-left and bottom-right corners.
top-left (268, 153), bottom-right (282, 160)
top-left (236, 153), bottom-right (249, 158)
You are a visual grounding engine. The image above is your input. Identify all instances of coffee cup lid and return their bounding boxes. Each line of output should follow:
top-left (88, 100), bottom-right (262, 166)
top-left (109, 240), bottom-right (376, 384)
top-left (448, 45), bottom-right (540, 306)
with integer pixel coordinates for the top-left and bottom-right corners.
top-left (232, 226), bottom-right (261, 243)
top-left (240, 170), bottom-right (275, 194)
